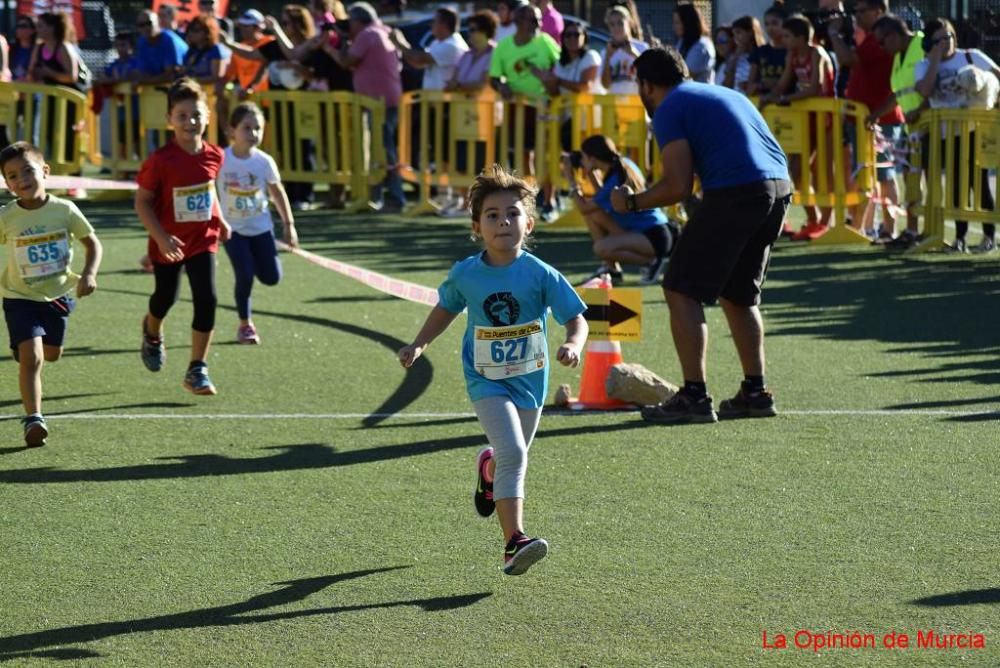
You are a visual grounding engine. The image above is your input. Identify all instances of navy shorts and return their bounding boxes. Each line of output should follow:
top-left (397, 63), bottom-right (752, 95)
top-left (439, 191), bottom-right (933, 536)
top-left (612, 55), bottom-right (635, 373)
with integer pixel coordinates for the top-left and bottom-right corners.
top-left (3, 296), bottom-right (75, 350)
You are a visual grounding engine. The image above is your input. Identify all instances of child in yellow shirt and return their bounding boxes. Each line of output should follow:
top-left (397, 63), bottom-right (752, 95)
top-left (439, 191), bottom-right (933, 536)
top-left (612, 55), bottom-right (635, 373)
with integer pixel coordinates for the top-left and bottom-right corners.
top-left (0, 142), bottom-right (103, 447)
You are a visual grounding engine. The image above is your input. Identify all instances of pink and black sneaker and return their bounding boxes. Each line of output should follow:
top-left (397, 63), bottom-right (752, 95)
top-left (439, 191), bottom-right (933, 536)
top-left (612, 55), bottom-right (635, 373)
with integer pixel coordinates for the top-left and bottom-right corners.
top-left (502, 532), bottom-right (549, 576)
top-left (474, 447), bottom-right (495, 518)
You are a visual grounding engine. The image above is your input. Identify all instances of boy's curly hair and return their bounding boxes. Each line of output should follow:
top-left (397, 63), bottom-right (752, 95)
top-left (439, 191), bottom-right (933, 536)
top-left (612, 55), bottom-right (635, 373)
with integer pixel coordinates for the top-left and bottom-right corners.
top-left (467, 164), bottom-right (538, 223)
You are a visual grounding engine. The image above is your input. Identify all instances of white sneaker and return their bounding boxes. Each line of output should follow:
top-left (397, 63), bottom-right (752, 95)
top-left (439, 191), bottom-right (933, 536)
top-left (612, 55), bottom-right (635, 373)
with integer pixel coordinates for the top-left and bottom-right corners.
top-left (970, 238), bottom-right (996, 254)
top-left (944, 238), bottom-right (968, 254)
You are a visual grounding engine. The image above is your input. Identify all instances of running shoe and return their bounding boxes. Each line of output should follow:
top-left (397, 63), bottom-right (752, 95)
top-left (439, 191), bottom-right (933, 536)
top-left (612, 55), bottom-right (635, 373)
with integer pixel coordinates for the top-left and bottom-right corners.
top-left (638, 255), bottom-right (669, 286)
top-left (474, 447), bottom-right (495, 518)
top-left (944, 238), bottom-right (968, 254)
top-left (22, 414), bottom-right (48, 448)
top-left (237, 324), bottom-right (260, 345)
top-left (970, 238), bottom-right (996, 254)
top-left (503, 533), bottom-right (549, 576)
top-left (718, 386), bottom-right (778, 420)
top-left (641, 391), bottom-right (718, 424)
top-left (141, 318), bottom-right (165, 372)
top-left (183, 364), bottom-right (217, 395)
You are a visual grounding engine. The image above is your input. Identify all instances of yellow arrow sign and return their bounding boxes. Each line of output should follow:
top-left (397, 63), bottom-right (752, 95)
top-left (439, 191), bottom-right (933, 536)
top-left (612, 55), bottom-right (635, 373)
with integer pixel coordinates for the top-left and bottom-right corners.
top-left (576, 287), bottom-right (642, 341)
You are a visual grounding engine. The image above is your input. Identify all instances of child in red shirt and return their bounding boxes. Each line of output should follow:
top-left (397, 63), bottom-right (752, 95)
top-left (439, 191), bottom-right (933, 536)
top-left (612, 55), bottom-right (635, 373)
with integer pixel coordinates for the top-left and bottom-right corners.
top-left (135, 77), bottom-right (231, 394)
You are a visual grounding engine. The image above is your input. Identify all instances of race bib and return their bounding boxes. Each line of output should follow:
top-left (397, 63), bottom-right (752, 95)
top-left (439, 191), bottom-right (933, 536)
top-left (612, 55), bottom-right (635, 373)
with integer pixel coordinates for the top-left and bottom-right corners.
top-left (15, 230), bottom-right (70, 281)
top-left (173, 182), bottom-right (215, 222)
top-left (225, 185), bottom-right (265, 220)
top-left (473, 320), bottom-right (547, 380)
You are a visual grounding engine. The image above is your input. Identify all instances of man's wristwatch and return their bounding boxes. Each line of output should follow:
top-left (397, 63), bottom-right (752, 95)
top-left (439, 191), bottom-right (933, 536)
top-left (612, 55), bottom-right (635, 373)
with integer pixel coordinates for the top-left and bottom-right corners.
top-left (626, 193), bottom-right (638, 212)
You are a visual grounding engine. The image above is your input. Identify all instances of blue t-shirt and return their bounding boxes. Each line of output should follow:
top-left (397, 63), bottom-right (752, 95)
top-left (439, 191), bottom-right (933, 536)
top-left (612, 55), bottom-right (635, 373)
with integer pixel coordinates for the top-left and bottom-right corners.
top-left (104, 56), bottom-right (140, 80)
top-left (10, 45), bottom-right (33, 81)
top-left (136, 29), bottom-right (188, 76)
top-left (652, 81), bottom-right (789, 190)
top-left (437, 251), bottom-right (586, 409)
top-left (592, 157), bottom-right (668, 232)
top-left (183, 44), bottom-right (231, 79)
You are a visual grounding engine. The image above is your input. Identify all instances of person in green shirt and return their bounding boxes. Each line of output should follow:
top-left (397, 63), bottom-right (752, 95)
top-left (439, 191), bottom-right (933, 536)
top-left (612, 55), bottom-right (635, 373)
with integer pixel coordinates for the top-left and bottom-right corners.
top-left (489, 4), bottom-right (560, 100)
top-left (488, 4), bottom-right (561, 218)
top-left (869, 15), bottom-right (926, 248)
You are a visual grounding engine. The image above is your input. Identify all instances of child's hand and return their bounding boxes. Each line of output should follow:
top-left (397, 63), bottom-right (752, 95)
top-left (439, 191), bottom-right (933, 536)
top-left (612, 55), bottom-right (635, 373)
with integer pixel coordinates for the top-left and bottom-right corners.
top-left (284, 223), bottom-right (299, 248)
top-left (156, 234), bottom-right (185, 263)
top-left (556, 342), bottom-right (582, 367)
top-left (218, 219), bottom-right (232, 243)
top-left (398, 343), bottom-right (425, 368)
top-left (76, 273), bottom-right (97, 297)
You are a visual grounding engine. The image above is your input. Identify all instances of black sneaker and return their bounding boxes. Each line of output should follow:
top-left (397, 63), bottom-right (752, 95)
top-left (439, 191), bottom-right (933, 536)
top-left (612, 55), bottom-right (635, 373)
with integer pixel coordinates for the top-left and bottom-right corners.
top-left (474, 447), bottom-right (495, 518)
top-left (581, 265), bottom-right (623, 286)
top-left (503, 533), bottom-right (549, 576)
top-left (23, 415), bottom-right (48, 447)
top-left (885, 231), bottom-right (918, 251)
top-left (641, 391), bottom-right (717, 424)
top-left (141, 317), bottom-right (165, 372)
top-left (638, 255), bottom-right (669, 285)
top-left (718, 387), bottom-right (777, 419)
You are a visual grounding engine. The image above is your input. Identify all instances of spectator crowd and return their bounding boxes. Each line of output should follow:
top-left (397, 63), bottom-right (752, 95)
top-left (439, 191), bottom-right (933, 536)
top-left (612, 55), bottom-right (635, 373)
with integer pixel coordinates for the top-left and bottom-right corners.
top-left (0, 0), bottom-right (997, 250)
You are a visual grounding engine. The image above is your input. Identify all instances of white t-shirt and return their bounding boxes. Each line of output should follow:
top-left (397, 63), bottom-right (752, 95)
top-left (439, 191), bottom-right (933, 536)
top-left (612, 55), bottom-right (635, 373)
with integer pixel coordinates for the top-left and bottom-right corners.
top-left (604, 39), bottom-right (648, 95)
top-left (553, 49), bottom-right (604, 95)
top-left (495, 23), bottom-right (517, 43)
top-left (216, 147), bottom-right (282, 236)
top-left (914, 49), bottom-right (999, 109)
top-left (423, 33), bottom-right (470, 90)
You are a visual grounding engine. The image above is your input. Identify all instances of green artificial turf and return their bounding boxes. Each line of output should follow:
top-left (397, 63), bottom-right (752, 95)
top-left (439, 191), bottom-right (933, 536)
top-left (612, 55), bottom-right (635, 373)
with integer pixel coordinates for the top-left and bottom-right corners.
top-left (0, 204), bottom-right (997, 666)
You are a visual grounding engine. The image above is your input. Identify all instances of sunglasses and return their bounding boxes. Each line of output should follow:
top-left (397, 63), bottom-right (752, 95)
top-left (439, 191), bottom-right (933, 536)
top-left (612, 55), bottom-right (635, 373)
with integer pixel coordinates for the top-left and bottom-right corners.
top-left (932, 33), bottom-right (954, 43)
top-left (136, 20), bottom-right (152, 27)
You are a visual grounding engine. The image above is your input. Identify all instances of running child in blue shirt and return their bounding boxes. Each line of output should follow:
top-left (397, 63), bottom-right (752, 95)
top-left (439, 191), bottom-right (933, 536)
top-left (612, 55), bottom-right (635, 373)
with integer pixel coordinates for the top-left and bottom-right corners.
top-left (398, 165), bottom-right (588, 576)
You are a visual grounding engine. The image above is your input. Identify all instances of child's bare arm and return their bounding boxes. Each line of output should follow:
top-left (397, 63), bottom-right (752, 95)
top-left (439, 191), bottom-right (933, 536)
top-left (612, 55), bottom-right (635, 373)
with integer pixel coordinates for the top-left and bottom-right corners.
top-left (135, 187), bottom-right (184, 262)
top-left (76, 233), bottom-right (102, 297)
top-left (398, 305), bottom-right (460, 368)
top-left (556, 313), bottom-right (588, 367)
top-left (267, 181), bottom-right (297, 247)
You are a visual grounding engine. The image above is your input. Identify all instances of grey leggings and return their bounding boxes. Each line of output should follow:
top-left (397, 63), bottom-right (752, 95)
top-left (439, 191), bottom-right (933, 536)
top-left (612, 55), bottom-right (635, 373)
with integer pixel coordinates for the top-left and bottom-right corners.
top-left (473, 396), bottom-right (542, 500)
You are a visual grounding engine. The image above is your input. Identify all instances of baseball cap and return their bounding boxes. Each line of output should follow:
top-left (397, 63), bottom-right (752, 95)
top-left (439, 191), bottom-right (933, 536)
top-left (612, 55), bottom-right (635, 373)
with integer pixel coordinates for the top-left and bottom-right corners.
top-left (238, 9), bottom-right (265, 26)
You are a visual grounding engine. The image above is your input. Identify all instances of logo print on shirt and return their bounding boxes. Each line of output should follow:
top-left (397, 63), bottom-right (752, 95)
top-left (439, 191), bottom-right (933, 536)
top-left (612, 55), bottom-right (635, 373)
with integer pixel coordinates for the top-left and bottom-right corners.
top-left (483, 292), bottom-right (520, 326)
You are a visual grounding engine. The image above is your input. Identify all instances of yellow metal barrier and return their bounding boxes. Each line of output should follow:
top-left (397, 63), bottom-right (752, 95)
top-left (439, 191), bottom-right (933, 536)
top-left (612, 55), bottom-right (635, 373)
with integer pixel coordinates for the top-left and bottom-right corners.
top-left (91, 83), bottom-right (222, 175)
top-left (246, 90), bottom-right (386, 210)
top-left (0, 81), bottom-right (88, 174)
top-left (759, 97), bottom-right (875, 244)
top-left (910, 108), bottom-right (1000, 252)
top-left (397, 89), bottom-right (547, 214)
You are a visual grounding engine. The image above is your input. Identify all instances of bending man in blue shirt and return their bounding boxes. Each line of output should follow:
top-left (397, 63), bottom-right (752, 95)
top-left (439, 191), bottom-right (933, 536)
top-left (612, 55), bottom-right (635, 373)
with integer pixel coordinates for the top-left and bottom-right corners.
top-left (610, 46), bottom-right (792, 425)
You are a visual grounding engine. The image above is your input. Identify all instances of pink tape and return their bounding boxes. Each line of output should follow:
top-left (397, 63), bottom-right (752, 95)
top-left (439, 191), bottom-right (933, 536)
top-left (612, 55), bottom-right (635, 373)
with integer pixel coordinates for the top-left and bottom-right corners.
top-left (276, 241), bottom-right (439, 306)
top-left (47, 175), bottom-right (138, 190)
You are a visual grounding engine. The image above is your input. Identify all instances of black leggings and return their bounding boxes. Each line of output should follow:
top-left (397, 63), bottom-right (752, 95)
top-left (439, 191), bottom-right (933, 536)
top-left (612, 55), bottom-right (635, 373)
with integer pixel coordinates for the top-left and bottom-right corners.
top-left (149, 252), bottom-right (217, 333)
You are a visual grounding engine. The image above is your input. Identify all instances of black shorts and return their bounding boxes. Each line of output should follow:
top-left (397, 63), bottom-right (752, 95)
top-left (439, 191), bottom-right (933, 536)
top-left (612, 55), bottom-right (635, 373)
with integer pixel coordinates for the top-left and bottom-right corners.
top-left (641, 223), bottom-right (672, 259)
top-left (4, 295), bottom-right (76, 350)
top-left (662, 179), bottom-right (792, 306)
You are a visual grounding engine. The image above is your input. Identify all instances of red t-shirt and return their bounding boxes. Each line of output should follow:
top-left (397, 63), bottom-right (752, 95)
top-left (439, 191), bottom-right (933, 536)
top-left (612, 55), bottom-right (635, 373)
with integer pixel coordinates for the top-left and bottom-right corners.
top-left (845, 33), bottom-right (905, 124)
top-left (137, 141), bottom-right (225, 264)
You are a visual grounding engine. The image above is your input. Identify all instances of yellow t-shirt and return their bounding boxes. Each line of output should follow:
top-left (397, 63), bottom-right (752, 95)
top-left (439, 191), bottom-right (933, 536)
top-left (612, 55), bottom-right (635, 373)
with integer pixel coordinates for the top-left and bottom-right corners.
top-left (0, 195), bottom-right (94, 301)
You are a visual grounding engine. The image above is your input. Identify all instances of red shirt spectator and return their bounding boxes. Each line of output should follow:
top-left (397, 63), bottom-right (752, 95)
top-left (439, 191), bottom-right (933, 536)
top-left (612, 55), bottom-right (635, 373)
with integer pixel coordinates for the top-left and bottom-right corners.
top-left (137, 141), bottom-right (225, 264)
top-left (846, 32), bottom-right (904, 124)
top-left (347, 23), bottom-right (401, 107)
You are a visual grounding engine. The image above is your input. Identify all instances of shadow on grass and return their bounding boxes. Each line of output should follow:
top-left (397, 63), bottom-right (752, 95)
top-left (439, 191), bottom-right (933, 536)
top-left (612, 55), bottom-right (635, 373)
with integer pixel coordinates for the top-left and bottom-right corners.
top-left (763, 249), bottom-right (1000, 405)
top-left (0, 393), bottom-right (111, 409)
top-left (0, 567), bottom-right (491, 660)
top-left (910, 588), bottom-right (1000, 607)
top-left (100, 287), bottom-right (434, 428)
top-left (0, 420), bottom-right (649, 483)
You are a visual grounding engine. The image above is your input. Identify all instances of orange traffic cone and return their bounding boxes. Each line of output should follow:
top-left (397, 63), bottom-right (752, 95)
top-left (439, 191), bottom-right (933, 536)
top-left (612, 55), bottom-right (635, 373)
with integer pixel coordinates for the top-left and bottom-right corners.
top-left (569, 339), bottom-right (627, 410)
top-left (569, 273), bottom-right (628, 410)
